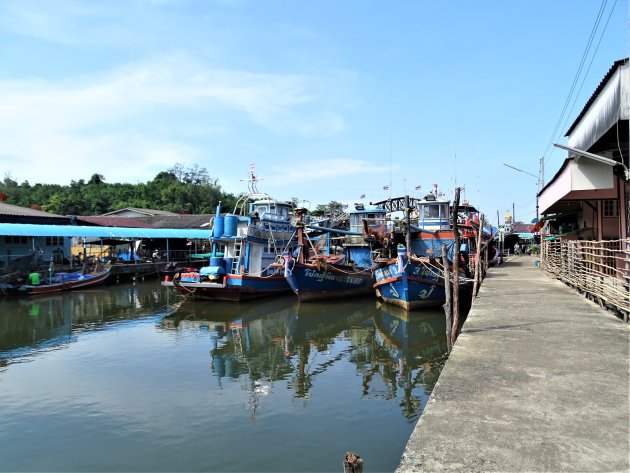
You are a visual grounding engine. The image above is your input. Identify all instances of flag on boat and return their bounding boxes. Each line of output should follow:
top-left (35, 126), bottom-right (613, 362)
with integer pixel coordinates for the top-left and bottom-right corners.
top-left (360, 193), bottom-right (366, 199)
top-left (383, 185), bottom-right (389, 191)
top-left (342, 204), bottom-right (348, 209)
top-left (415, 185), bottom-right (421, 190)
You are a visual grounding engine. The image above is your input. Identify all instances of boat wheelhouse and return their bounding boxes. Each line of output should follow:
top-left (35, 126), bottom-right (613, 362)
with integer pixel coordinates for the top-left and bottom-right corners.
top-left (168, 174), bottom-right (297, 301)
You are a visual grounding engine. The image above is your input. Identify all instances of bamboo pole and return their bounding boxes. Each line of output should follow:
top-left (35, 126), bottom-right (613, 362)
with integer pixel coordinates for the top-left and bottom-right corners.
top-left (442, 243), bottom-right (453, 353)
top-left (450, 187), bottom-right (461, 344)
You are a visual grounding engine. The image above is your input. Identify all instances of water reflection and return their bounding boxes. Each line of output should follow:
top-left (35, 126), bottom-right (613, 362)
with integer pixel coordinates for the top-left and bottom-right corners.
top-left (1, 289), bottom-right (452, 472)
top-left (0, 282), bottom-right (177, 364)
top-left (164, 297), bottom-right (448, 422)
top-left (372, 303), bottom-right (448, 420)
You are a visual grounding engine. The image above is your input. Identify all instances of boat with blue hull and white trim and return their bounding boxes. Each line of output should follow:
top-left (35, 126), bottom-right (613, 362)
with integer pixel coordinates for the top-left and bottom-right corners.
top-left (373, 245), bottom-right (448, 309)
top-left (368, 190), bottom-right (479, 310)
top-left (168, 173), bottom-right (297, 302)
top-left (281, 204), bottom-right (385, 302)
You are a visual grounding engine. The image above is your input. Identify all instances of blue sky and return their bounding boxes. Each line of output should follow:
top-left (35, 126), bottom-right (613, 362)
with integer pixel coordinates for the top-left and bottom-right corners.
top-left (0, 0), bottom-right (627, 223)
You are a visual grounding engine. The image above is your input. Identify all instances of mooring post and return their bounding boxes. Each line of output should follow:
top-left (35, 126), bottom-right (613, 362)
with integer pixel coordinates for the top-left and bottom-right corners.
top-left (450, 187), bottom-right (461, 344)
top-left (442, 243), bottom-right (453, 353)
top-left (343, 452), bottom-right (363, 473)
top-left (472, 213), bottom-right (485, 299)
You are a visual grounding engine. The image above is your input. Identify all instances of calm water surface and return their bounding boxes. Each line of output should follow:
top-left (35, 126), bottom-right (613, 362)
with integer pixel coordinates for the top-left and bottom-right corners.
top-left (0, 281), bottom-right (448, 472)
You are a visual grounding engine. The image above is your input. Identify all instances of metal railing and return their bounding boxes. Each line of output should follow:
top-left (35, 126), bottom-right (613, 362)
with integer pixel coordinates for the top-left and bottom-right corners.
top-left (542, 238), bottom-right (630, 318)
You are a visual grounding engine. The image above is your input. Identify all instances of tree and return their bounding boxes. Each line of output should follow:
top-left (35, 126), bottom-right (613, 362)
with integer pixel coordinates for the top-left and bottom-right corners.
top-left (312, 201), bottom-right (345, 217)
top-left (89, 174), bottom-right (105, 185)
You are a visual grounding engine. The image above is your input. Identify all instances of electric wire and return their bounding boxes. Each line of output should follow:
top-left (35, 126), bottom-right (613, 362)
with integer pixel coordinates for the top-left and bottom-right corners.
top-left (540, 0), bottom-right (609, 165)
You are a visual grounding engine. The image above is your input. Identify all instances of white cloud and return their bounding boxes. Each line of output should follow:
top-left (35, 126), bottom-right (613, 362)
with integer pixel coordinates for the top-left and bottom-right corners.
top-left (0, 54), bottom-right (353, 184)
top-left (267, 159), bottom-right (392, 186)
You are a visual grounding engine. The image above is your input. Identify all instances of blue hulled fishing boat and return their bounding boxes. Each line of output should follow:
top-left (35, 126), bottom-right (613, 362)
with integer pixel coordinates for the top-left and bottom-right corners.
top-left (168, 173), bottom-right (296, 302)
top-left (368, 190), bottom-right (482, 310)
top-left (281, 204), bottom-right (385, 302)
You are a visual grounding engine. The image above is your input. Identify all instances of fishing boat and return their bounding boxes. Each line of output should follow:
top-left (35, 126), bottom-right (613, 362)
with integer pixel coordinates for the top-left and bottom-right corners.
top-left (167, 173), bottom-right (296, 302)
top-left (368, 189), bottom-right (483, 310)
top-left (17, 265), bottom-right (111, 296)
top-left (281, 204), bottom-right (382, 302)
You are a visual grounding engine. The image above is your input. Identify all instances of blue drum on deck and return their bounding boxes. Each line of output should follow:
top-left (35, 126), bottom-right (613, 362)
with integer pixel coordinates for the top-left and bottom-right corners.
top-left (223, 214), bottom-right (238, 237)
top-left (213, 216), bottom-right (225, 238)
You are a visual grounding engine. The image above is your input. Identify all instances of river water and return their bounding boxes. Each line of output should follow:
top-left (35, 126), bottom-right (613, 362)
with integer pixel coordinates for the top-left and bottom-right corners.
top-left (0, 280), bottom-right (449, 472)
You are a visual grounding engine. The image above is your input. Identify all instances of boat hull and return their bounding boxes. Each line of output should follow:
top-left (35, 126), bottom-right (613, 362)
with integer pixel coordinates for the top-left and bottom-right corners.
top-left (172, 274), bottom-right (290, 302)
top-left (19, 269), bottom-right (111, 295)
top-left (373, 259), bottom-right (447, 310)
top-left (284, 262), bottom-right (374, 302)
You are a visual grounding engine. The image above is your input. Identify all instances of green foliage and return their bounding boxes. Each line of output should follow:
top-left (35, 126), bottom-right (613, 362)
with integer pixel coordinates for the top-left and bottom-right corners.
top-left (0, 165), bottom-right (238, 216)
top-left (311, 200), bottom-right (345, 217)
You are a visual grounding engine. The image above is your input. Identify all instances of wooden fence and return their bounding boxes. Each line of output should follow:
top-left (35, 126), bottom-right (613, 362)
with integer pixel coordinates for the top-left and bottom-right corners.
top-left (542, 238), bottom-right (630, 319)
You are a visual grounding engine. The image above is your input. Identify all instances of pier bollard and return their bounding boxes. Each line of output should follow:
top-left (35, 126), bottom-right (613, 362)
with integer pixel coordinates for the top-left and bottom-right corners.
top-left (342, 452), bottom-right (363, 473)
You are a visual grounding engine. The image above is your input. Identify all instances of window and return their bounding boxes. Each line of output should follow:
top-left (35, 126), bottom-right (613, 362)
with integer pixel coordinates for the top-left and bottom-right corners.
top-left (45, 236), bottom-right (64, 246)
top-left (5, 236), bottom-right (27, 244)
top-left (603, 200), bottom-right (618, 217)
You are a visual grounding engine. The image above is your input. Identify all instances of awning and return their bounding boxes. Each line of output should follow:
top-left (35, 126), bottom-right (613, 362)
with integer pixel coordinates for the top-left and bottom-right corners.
top-left (0, 223), bottom-right (212, 240)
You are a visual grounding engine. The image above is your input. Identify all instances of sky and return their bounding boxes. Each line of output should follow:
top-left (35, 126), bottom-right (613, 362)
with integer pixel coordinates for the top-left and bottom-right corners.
top-left (0, 0), bottom-right (627, 223)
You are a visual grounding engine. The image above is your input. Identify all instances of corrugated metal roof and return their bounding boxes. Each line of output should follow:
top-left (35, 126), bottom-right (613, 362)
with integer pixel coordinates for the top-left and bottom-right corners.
top-left (565, 58), bottom-right (628, 136)
top-left (135, 214), bottom-right (213, 229)
top-left (101, 207), bottom-right (179, 217)
top-left (0, 223), bottom-right (212, 239)
top-left (75, 216), bottom-right (157, 228)
top-left (0, 202), bottom-right (64, 218)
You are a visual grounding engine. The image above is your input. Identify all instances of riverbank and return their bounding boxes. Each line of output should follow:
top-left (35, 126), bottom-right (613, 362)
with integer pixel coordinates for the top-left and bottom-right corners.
top-left (397, 254), bottom-right (629, 472)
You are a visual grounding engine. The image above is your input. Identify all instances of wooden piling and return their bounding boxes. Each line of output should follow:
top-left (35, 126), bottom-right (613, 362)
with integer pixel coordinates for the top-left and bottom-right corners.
top-left (450, 187), bottom-right (461, 344)
top-left (342, 452), bottom-right (363, 473)
top-left (472, 213), bottom-right (484, 299)
top-left (442, 243), bottom-right (453, 353)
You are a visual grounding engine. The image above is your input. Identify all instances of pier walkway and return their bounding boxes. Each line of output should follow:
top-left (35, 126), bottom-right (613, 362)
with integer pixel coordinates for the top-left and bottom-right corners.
top-left (397, 255), bottom-right (629, 472)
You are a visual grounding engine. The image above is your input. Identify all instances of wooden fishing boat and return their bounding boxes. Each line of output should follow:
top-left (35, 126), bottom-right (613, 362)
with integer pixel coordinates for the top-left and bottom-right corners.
top-left (166, 171), bottom-right (296, 302)
top-left (281, 207), bottom-right (376, 302)
top-left (368, 189), bottom-right (484, 310)
top-left (18, 266), bottom-right (111, 295)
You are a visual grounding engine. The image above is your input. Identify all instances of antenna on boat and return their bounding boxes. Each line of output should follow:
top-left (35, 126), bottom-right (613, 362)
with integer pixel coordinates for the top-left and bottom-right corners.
top-left (241, 162), bottom-right (261, 194)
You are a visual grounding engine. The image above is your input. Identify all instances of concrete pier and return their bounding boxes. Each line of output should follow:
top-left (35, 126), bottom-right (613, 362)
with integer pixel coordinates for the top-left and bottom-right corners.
top-left (397, 255), bottom-right (629, 472)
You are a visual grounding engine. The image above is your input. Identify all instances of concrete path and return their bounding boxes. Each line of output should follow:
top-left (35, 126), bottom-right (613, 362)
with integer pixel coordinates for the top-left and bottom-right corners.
top-left (397, 255), bottom-right (629, 472)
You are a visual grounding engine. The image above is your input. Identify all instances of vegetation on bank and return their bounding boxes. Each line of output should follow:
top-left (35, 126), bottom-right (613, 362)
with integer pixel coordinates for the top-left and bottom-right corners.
top-left (0, 164), bottom-right (238, 216)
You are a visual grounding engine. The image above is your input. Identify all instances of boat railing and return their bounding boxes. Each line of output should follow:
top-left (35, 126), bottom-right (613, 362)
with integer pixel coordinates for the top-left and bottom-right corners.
top-left (247, 226), bottom-right (294, 241)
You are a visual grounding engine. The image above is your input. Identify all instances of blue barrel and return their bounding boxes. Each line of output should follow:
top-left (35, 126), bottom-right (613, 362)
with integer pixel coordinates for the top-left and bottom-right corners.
top-left (223, 258), bottom-right (233, 273)
top-left (213, 216), bottom-right (225, 238)
top-left (209, 256), bottom-right (224, 268)
top-left (397, 245), bottom-right (407, 257)
top-left (223, 214), bottom-right (238, 237)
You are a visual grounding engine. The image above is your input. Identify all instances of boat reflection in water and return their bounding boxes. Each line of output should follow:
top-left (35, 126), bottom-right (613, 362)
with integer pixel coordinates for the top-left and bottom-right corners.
top-left (372, 302), bottom-right (448, 420)
top-left (0, 281), bottom-right (177, 364)
top-left (164, 295), bottom-right (448, 421)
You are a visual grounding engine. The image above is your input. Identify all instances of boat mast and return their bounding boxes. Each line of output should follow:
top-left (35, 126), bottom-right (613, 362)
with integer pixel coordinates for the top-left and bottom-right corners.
top-left (404, 195), bottom-right (412, 254)
top-left (296, 208), bottom-right (308, 264)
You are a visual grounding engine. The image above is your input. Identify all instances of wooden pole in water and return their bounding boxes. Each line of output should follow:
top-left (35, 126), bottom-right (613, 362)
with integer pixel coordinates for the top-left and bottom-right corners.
top-left (442, 243), bottom-right (453, 353)
top-left (450, 187), bottom-right (461, 344)
top-left (473, 213), bottom-right (484, 299)
top-left (404, 195), bottom-right (412, 254)
top-left (343, 452), bottom-right (363, 473)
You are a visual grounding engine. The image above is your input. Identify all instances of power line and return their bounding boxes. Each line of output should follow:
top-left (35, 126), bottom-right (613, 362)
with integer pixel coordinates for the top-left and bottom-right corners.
top-left (540, 0), bottom-right (609, 165)
top-left (558, 0), bottom-right (620, 137)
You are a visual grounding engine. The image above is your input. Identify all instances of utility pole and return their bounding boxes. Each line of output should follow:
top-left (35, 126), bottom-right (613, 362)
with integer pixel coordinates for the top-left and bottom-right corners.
top-left (513, 202), bottom-right (515, 225)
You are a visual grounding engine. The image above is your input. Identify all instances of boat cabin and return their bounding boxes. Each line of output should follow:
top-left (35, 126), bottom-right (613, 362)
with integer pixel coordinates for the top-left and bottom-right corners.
top-left (416, 195), bottom-right (451, 231)
top-left (349, 203), bottom-right (388, 234)
top-left (207, 197), bottom-right (295, 278)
